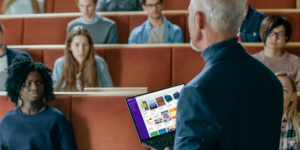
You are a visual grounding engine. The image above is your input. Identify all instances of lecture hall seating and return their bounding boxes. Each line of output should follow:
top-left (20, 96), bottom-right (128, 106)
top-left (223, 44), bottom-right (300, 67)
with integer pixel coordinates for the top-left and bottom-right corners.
top-left (8, 43), bottom-right (300, 90)
top-left (0, 92), bottom-right (149, 150)
top-left (0, 0), bottom-right (295, 13)
top-left (1, 10), bottom-right (300, 45)
top-left (1, 91), bottom-right (300, 150)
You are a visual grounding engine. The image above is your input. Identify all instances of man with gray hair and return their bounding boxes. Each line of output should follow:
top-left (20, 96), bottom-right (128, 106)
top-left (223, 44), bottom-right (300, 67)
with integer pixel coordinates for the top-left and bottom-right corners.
top-left (172, 0), bottom-right (283, 149)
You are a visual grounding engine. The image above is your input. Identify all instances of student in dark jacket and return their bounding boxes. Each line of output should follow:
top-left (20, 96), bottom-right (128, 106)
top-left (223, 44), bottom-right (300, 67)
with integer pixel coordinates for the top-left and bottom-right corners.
top-left (172, 0), bottom-right (283, 149)
top-left (238, 0), bottom-right (266, 42)
top-left (0, 22), bottom-right (31, 91)
top-left (0, 56), bottom-right (77, 150)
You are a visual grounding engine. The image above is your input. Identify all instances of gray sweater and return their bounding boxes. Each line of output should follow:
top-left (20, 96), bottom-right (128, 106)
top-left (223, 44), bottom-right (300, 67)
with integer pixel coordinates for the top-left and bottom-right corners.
top-left (67, 15), bottom-right (119, 44)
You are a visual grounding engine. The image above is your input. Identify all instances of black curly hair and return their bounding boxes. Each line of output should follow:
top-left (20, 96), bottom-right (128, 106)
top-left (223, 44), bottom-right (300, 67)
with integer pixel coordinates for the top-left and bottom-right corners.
top-left (5, 55), bottom-right (55, 106)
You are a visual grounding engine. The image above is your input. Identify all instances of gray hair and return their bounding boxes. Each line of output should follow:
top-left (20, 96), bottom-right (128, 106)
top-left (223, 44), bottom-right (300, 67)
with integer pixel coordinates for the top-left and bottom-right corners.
top-left (190, 0), bottom-right (246, 34)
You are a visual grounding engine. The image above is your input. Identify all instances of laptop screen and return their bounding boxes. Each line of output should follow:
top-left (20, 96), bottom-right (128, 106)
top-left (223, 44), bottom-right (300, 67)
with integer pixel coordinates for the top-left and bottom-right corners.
top-left (126, 84), bottom-right (185, 141)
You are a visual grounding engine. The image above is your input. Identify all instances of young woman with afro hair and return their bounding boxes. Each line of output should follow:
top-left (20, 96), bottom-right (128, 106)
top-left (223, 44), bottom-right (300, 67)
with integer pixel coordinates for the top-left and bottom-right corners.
top-left (0, 55), bottom-right (77, 150)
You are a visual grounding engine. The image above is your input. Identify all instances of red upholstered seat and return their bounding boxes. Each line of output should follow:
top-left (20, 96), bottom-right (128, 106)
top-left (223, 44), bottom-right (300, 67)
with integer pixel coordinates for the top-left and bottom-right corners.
top-left (105, 47), bottom-right (172, 92)
top-left (46, 95), bottom-right (72, 119)
top-left (53, 0), bottom-right (79, 13)
top-left (23, 17), bottom-right (75, 45)
top-left (44, 0), bottom-right (54, 13)
top-left (0, 96), bottom-right (17, 120)
top-left (0, 18), bottom-right (23, 45)
top-left (43, 49), bottom-right (65, 71)
top-left (162, 0), bottom-right (190, 10)
top-left (71, 96), bottom-right (149, 150)
top-left (172, 46), bottom-right (205, 85)
top-left (22, 49), bottom-right (43, 63)
top-left (249, 0), bottom-right (296, 9)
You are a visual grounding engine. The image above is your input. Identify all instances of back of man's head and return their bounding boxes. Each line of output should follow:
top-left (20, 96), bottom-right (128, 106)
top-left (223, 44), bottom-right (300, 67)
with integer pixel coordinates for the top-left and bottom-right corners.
top-left (190, 0), bottom-right (246, 34)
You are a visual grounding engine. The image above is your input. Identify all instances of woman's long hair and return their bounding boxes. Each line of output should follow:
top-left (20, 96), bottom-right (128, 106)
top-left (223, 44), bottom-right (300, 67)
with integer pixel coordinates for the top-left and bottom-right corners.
top-left (2, 0), bottom-right (41, 14)
top-left (276, 72), bottom-right (300, 142)
top-left (54, 26), bottom-right (98, 91)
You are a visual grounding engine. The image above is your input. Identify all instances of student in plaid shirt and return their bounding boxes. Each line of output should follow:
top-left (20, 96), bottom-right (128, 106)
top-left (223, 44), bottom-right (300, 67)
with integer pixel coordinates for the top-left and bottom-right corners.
top-left (276, 72), bottom-right (300, 150)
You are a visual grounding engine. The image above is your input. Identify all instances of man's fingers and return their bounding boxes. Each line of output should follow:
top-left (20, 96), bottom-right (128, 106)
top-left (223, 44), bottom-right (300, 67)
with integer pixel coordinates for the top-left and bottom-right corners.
top-left (164, 147), bottom-right (170, 150)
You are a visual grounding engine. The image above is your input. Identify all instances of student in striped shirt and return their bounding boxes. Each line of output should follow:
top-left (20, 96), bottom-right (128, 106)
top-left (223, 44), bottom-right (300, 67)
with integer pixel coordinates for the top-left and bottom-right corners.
top-left (276, 72), bottom-right (300, 150)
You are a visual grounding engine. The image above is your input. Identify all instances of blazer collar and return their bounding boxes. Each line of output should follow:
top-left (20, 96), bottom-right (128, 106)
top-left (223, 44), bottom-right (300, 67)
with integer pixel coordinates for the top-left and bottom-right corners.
top-left (201, 38), bottom-right (244, 66)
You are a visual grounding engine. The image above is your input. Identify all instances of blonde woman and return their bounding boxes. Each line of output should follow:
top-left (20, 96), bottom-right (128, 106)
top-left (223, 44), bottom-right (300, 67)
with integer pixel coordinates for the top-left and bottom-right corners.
top-left (276, 72), bottom-right (300, 150)
top-left (1, 0), bottom-right (44, 14)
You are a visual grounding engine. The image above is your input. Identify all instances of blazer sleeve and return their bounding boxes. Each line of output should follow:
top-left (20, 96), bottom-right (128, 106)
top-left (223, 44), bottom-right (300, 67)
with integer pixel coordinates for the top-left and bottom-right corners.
top-left (97, 58), bottom-right (114, 87)
top-left (174, 86), bottom-right (221, 150)
top-left (106, 24), bottom-right (119, 44)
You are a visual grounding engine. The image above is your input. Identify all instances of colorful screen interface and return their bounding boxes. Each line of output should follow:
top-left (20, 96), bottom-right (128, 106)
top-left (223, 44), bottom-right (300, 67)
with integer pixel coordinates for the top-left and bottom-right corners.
top-left (126, 84), bottom-right (184, 140)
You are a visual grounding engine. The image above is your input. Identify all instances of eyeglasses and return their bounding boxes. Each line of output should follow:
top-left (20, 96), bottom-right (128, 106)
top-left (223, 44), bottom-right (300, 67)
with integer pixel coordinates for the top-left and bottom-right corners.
top-left (145, 2), bottom-right (162, 8)
top-left (265, 30), bottom-right (286, 39)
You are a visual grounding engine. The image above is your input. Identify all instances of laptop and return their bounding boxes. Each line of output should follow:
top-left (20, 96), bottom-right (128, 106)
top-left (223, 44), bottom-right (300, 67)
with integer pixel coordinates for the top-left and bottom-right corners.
top-left (125, 84), bottom-right (185, 150)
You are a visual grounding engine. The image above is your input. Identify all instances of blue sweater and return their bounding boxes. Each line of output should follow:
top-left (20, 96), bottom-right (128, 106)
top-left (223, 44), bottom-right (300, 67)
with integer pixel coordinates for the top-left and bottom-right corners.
top-left (0, 105), bottom-right (77, 150)
top-left (174, 38), bottom-right (283, 150)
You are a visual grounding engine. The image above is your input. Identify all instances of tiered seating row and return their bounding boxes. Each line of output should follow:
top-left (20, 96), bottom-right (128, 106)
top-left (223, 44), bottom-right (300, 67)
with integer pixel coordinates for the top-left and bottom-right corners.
top-left (2, 10), bottom-right (300, 45)
top-left (0, 93), bottom-right (150, 150)
top-left (0, 0), bottom-right (295, 13)
top-left (9, 43), bottom-right (300, 91)
top-left (1, 92), bottom-right (300, 150)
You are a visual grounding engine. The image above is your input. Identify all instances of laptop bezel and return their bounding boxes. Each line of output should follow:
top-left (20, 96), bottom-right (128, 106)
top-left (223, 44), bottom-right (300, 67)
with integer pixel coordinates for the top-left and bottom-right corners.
top-left (125, 83), bottom-right (185, 143)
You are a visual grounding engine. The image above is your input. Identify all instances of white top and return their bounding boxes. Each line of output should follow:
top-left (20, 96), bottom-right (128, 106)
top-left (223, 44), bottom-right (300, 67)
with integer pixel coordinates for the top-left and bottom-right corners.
top-left (0, 53), bottom-right (7, 91)
top-left (75, 72), bottom-right (82, 92)
top-left (4, 0), bottom-right (44, 15)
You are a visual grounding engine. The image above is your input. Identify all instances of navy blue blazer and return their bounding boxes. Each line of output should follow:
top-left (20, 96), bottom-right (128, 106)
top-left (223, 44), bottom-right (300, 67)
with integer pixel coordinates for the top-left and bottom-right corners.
top-left (174, 38), bottom-right (283, 150)
top-left (6, 46), bottom-right (31, 66)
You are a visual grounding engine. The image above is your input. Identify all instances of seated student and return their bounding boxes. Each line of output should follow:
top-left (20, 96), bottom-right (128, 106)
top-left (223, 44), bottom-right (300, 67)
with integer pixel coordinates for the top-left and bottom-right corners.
top-left (275, 72), bottom-right (300, 150)
top-left (128, 0), bottom-right (183, 44)
top-left (67, 0), bottom-right (118, 44)
top-left (1, 0), bottom-right (44, 14)
top-left (237, 0), bottom-right (266, 42)
top-left (53, 26), bottom-right (113, 92)
top-left (96, 0), bottom-right (142, 12)
top-left (252, 15), bottom-right (300, 91)
top-left (0, 55), bottom-right (77, 149)
top-left (0, 22), bottom-right (31, 91)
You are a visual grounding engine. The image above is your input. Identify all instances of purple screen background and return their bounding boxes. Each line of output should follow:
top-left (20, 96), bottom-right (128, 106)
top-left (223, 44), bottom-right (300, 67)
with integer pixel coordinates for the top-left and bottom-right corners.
top-left (127, 98), bottom-right (150, 140)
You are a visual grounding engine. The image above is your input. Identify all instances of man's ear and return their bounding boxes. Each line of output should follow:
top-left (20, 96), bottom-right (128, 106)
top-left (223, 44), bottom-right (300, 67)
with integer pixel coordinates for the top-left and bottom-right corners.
top-left (142, 5), bottom-right (146, 11)
top-left (195, 11), bottom-right (204, 31)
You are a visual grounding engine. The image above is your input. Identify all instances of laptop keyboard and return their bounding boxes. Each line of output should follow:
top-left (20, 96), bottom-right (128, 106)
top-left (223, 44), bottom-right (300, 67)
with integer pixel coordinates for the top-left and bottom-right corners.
top-left (148, 132), bottom-right (175, 148)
